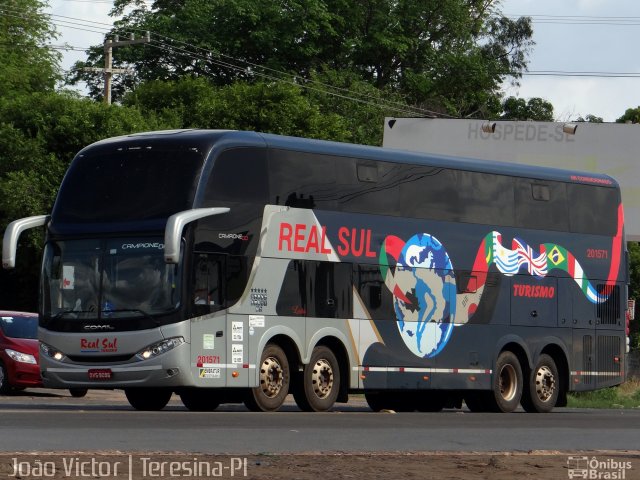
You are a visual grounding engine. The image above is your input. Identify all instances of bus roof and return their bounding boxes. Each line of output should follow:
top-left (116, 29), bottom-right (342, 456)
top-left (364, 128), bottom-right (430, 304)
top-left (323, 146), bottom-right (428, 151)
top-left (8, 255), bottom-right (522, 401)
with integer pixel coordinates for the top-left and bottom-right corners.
top-left (85, 129), bottom-right (619, 188)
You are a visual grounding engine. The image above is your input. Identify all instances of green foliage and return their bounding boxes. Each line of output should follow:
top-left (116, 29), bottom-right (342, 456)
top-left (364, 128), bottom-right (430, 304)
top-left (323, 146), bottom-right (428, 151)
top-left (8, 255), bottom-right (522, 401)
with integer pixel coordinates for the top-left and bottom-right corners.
top-left (500, 96), bottom-right (554, 121)
top-left (123, 75), bottom-right (393, 145)
top-left (575, 114), bottom-right (604, 123)
top-left (628, 242), bottom-right (640, 350)
top-left (0, 0), bottom-right (60, 94)
top-left (0, 91), bottom-right (168, 309)
top-left (72, 0), bottom-right (533, 117)
top-left (568, 380), bottom-right (640, 409)
top-left (616, 107), bottom-right (640, 124)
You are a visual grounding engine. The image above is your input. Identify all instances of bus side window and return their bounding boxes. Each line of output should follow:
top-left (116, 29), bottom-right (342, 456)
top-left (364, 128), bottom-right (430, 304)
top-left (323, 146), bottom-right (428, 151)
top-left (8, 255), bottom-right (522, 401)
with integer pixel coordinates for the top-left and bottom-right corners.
top-left (193, 254), bottom-right (224, 315)
top-left (306, 261), bottom-right (352, 319)
top-left (354, 264), bottom-right (395, 320)
top-left (276, 260), bottom-right (306, 316)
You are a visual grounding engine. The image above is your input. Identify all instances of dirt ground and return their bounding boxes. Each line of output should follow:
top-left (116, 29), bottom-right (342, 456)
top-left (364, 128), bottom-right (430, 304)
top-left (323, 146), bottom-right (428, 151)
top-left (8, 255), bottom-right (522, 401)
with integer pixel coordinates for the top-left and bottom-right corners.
top-left (2, 452), bottom-right (639, 480)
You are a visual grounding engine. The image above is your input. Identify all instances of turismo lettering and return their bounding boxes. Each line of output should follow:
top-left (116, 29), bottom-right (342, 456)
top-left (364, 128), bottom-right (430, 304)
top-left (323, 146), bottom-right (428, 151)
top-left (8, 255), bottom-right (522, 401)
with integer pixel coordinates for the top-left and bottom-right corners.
top-left (277, 223), bottom-right (376, 258)
top-left (512, 284), bottom-right (555, 299)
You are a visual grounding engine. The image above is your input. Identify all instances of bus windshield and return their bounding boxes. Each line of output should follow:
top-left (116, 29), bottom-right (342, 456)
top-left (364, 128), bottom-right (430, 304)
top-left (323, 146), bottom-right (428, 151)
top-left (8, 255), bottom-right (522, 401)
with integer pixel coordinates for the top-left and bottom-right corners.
top-left (41, 238), bottom-right (180, 320)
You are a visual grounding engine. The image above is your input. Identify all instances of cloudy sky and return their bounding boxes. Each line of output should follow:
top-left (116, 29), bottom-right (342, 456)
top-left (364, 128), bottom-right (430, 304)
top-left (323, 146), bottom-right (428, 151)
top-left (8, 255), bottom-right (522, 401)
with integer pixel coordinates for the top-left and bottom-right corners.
top-left (47, 0), bottom-right (639, 122)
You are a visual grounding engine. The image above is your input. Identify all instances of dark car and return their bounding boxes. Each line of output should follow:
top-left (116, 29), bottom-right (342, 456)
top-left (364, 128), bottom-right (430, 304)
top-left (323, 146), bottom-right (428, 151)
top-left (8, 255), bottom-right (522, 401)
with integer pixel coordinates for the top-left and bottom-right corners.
top-left (0, 311), bottom-right (86, 397)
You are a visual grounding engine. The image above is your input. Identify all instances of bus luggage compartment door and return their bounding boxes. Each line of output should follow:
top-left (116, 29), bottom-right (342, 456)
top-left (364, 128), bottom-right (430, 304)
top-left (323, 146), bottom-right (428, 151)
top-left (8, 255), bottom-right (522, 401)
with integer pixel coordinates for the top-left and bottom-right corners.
top-left (190, 314), bottom-right (227, 387)
top-left (227, 314), bottom-right (249, 387)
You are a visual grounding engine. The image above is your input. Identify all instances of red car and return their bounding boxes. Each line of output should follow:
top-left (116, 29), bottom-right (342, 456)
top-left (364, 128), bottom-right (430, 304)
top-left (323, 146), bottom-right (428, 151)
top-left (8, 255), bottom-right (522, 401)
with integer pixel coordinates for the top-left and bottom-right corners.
top-left (0, 311), bottom-right (41, 393)
top-left (0, 310), bottom-right (86, 396)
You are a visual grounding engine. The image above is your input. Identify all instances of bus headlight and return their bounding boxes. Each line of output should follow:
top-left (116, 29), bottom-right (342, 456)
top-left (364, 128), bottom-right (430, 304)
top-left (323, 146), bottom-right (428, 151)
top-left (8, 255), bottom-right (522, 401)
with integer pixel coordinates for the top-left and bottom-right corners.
top-left (136, 337), bottom-right (185, 361)
top-left (6, 349), bottom-right (37, 364)
top-left (40, 342), bottom-right (65, 361)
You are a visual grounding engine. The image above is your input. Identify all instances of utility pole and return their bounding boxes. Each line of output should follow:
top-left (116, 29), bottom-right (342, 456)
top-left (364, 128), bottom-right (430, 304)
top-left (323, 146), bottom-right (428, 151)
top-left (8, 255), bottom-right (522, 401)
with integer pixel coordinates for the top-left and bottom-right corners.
top-left (83, 32), bottom-right (150, 104)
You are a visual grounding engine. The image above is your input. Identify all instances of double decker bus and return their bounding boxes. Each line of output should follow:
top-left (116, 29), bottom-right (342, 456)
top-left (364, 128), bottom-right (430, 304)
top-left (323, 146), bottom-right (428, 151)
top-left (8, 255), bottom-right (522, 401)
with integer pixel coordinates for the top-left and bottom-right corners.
top-left (3, 130), bottom-right (628, 412)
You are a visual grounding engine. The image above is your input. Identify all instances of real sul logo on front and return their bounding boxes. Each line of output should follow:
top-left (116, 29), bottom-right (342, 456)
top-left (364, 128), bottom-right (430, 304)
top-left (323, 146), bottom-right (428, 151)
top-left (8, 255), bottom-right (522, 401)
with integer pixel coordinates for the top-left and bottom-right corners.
top-left (80, 338), bottom-right (118, 353)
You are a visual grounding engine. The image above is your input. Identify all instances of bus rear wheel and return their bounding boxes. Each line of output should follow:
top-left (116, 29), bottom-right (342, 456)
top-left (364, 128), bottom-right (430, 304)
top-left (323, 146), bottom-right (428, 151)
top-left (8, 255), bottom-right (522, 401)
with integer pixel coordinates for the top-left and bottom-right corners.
top-left (490, 351), bottom-right (523, 413)
top-left (244, 344), bottom-right (290, 412)
top-left (293, 346), bottom-right (340, 412)
top-left (521, 354), bottom-right (559, 413)
top-left (179, 388), bottom-right (221, 411)
top-left (124, 388), bottom-right (173, 411)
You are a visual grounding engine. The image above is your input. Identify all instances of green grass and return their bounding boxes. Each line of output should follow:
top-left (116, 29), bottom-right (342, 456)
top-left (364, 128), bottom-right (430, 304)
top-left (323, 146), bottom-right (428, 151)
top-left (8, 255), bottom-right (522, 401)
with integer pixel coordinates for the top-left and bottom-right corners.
top-left (567, 379), bottom-right (640, 409)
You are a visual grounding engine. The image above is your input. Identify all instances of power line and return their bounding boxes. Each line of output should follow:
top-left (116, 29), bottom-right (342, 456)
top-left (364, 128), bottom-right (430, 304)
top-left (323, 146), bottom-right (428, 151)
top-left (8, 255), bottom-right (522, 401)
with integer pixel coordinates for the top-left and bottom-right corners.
top-left (504, 13), bottom-right (640, 26)
top-left (6, 6), bottom-right (639, 83)
top-left (524, 71), bottom-right (640, 78)
top-left (7, 7), bottom-right (449, 118)
top-left (8, 4), bottom-right (637, 116)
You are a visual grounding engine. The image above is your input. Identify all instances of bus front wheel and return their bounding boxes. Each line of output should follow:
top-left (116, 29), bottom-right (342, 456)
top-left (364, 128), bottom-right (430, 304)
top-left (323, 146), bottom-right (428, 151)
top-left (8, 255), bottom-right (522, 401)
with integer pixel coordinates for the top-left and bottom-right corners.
top-left (244, 343), bottom-right (290, 412)
top-left (124, 388), bottom-right (172, 411)
top-left (179, 388), bottom-right (221, 411)
top-left (293, 346), bottom-right (340, 412)
top-left (521, 354), bottom-right (559, 413)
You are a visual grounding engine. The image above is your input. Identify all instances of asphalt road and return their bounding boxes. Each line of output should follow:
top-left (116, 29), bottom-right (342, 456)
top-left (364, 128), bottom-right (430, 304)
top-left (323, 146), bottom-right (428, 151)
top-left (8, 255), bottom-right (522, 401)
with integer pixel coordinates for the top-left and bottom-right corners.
top-left (1, 389), bottom-right (639, 453)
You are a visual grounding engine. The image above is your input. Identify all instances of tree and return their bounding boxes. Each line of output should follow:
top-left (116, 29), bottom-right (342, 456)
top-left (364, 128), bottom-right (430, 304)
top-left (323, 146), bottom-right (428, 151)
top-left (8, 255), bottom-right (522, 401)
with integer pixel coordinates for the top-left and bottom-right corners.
top-left (123, 72), bottom-right (401, 145)
top-left (629, 242), bottom-right (640, 350)
top-left (0, 0), bottom-right (60, 95)
top-left (575, 114), bottom-right (603, 123)
top-left (0, 92), bottom-right (167, 309)
top-left (616, 107), bottom-right (640, 124)
top-left (70, 0), bottom-right (533, 118)
top-left (500, 96), bottom-right (554, 121)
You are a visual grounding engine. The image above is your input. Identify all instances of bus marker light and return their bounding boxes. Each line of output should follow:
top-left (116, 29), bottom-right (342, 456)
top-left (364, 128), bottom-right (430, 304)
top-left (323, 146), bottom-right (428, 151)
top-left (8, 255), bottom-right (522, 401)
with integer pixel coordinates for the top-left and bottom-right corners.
top-left (232, 371), bottom-right (239, 378)
top-left (359, 374), bottom-right (366, 380)
top-left (468, 375), bottom-right (477, 382)
top-left (423, 376), bottom-right (429, 381)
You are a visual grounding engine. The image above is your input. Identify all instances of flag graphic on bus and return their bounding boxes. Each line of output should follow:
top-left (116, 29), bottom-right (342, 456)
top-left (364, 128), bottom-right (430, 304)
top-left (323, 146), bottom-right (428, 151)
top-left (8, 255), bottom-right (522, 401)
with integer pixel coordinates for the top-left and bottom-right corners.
top-left (379, 205), bottom-right (622, 358)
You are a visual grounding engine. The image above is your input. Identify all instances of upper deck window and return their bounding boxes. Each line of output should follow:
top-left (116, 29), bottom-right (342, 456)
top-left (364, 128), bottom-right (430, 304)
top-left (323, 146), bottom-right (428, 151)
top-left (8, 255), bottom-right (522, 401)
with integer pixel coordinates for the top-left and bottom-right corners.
top-left (52, 147), bottom-right (204, 223)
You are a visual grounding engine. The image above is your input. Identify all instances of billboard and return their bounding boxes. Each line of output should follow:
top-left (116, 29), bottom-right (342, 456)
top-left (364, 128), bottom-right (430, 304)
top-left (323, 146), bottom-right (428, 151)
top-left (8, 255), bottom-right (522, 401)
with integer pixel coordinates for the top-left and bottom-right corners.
top-left (383, 118), bottom-right (640, 240)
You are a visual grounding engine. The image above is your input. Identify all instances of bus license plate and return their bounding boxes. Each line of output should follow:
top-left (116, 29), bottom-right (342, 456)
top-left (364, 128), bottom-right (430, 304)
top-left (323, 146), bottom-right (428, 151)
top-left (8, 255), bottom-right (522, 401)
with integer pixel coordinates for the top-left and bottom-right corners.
top-left (88, 369), bottom-right (112, 380)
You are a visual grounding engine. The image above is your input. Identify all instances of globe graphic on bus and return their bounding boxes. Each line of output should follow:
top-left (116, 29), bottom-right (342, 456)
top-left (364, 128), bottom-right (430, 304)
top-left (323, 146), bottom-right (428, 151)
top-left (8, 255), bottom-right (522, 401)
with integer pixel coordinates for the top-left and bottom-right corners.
top-left (392, 234), bottom-right (457, 358)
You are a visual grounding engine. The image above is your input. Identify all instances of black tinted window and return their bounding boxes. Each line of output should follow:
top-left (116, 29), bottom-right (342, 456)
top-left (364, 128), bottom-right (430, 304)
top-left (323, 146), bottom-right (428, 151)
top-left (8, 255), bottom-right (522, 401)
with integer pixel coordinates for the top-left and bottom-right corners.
top-left (457, 171), bottom-right (515, 225)
top-left (205, 148), bottom-right (268, 204)
top-left (399, 166), bottom-right (458, 221)
top-left (515, 179), bottom-right (568, 231)
top-left (269, 150), bottom-right (336, 209)
top-left (354, 264), bottom-right (395, 320)
top-left (306, 262), bottom-right (352, 319)
top-left (54, 148), bottom-right (203, 222)
top-left (276, 261), bottom-right (306, 316)
top-left (335, 160), bottom-right (400, 216)
top-left (568, 184), bottom-right (619, 235)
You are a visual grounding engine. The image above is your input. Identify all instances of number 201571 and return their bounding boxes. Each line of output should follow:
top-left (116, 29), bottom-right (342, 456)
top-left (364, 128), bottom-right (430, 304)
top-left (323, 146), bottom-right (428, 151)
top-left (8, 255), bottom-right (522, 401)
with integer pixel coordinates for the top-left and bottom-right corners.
top-left (586, 249), bottom-right (608, 259)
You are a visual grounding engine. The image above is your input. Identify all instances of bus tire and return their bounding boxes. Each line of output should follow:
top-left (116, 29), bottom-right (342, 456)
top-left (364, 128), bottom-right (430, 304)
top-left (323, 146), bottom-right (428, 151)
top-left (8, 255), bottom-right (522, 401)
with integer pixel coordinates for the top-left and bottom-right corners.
top-left (294, 346), bottom-right (340, 412)
top-left (521, 354), bottom-right (559, 413)
top-left (179, 388), bottom-right (221, 411)
top-left (244, 343), bottom-right (290, 412)
top-left (464, 391), bottom-right (492, 412)
top-left (490, 351), bottom-right (523, 413)
top-left (365, 391), bottom-right (407, 412)
top-left (124, 388), bottom-right (172, 411)
top-left (365, 391), bottom-right (390, 412)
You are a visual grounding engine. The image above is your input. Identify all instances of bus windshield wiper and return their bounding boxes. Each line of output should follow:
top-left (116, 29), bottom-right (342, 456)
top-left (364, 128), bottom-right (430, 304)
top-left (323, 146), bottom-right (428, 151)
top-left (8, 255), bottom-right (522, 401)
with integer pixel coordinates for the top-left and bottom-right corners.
top-left (51, 309), bottom-right (96, 320)
top-left (101, 309), bottom-right (159, 325)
